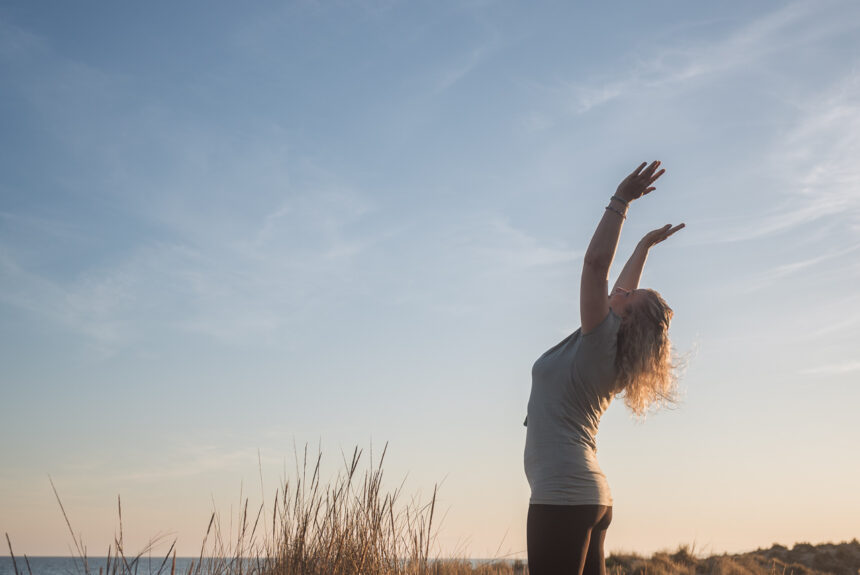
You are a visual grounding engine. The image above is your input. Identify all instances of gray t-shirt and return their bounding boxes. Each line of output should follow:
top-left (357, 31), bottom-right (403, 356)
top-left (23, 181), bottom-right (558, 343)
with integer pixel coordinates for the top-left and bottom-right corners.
top-left (523, 309), bottom-right (622, 506)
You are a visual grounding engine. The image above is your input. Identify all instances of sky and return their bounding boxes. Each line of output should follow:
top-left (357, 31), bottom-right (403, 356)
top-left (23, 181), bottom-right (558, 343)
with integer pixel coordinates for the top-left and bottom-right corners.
top-left (1, 0), bottom-right (859, 560)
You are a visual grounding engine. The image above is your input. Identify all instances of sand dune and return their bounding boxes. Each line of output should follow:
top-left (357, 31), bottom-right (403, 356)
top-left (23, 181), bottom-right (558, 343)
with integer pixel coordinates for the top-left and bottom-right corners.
top-left (604, 540), bottom-right (860, 575)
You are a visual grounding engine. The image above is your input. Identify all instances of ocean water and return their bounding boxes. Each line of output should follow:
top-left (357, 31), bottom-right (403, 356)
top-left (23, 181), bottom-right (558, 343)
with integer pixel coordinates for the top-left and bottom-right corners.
top-left (0, 557), bottom-right (197, 575)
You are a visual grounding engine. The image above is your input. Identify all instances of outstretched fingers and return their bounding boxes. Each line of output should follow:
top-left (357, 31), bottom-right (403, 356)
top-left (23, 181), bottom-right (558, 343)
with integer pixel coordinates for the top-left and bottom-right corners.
top-left (643, 160), bottom-right (661, 177)
top-left (649, 168), bottom-right (666, 184)
top-left (621, 160), bottom-right (666, 201)
top-left (655, 223), bottom-right (685, 244)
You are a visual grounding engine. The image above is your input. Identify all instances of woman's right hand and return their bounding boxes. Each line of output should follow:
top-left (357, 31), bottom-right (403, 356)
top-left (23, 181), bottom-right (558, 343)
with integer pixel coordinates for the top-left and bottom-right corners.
top-left (616, 160), bottom-right (665, 203)
top-left (639, 223), bottom-right (685, 249)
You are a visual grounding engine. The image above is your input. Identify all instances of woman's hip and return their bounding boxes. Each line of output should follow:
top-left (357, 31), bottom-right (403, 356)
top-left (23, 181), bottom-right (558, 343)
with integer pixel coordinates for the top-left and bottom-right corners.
top-left (527, 503), bottom-right (613, 532)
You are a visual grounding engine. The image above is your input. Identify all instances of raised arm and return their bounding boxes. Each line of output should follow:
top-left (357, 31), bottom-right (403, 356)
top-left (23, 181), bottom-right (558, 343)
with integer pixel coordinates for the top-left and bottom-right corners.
top-left (580, 161), bottom-right (665, 333)
top-left (612, 223), bottom-right (685, 293)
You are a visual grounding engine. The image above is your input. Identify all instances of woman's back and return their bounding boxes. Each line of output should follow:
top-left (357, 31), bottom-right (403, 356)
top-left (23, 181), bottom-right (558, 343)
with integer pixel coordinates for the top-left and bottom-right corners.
top-left (524, 309), bottom-right (621, 506)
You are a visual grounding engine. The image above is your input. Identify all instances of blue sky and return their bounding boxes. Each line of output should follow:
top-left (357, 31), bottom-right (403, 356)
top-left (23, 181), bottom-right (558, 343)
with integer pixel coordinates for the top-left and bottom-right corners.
top-left (2, 0), bottom-right (859, 558)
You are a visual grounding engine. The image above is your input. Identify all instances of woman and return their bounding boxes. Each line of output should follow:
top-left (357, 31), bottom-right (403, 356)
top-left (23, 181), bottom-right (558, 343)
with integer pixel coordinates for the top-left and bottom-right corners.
top-left (524, 161), bottom-right (684, 575)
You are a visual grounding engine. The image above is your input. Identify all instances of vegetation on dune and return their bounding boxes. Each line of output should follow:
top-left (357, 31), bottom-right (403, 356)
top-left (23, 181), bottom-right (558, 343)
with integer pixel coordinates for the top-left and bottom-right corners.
top-left (4, 445), bottom-right (859, 575)
top-left (605, 540), bottom-right (860, 575)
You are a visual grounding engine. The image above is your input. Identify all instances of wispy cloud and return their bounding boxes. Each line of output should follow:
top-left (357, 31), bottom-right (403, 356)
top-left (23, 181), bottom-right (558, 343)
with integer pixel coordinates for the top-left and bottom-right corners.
top-left (566, 1), bottom-right (855, 114)
top-left (50, 440), bottom-right (278, 486)
top-left (689, 203), bottom-right (848, 245)
top-left (431, 44), bottom-right (492, 96)
top-left (0, 241), bottom-right (132, 349)
top-left (805, 312), bottom-right (860, 341)
top-left (27, 235), bottom-right (380, 349)
top-left (690, 60), bottom-right (860, 246)
top-left (765, 246), bottom-right (860, 278)
top-left (697, 69), bottom-right (860, 244)
top-left (802, 361), bottom-right (860, 376)
top-left (723, 243), bottom-right (860, 293)
top-left (775, 72), bottom-right (860, 219)
top-left (383, 211), bottom-right (582, 319)
top-left (522, 0), bottom-right (860, 125)
top-left (0, 170), bottom-right (390, 353)
top-left (463, 216), bottom-right (580, 270)
top-left (0, 17), bottom-right (45, 60)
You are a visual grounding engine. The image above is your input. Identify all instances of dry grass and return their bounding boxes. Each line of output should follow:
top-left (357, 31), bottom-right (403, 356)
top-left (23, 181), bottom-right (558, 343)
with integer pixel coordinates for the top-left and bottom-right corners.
top-left (6, 444), bottom-right (467, 575)
top-left (605, 540), bottom-right (860, 575)
top-left (4, 447), bottom-right (859, 575)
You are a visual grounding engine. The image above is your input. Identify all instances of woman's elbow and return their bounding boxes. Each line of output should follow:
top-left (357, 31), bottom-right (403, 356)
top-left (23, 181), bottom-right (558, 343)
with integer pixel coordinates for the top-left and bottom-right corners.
top-left (583, 252), bottom-right (611, 272)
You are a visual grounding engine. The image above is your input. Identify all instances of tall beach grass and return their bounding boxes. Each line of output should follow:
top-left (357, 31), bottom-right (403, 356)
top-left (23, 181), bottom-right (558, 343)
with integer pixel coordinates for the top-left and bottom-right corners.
top-left (5, 444), bottom-right (525, 575)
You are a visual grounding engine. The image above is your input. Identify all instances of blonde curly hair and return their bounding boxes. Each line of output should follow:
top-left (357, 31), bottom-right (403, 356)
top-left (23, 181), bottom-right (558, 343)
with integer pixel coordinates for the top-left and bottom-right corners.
top-left (615, 289), bottom-right (680, 417)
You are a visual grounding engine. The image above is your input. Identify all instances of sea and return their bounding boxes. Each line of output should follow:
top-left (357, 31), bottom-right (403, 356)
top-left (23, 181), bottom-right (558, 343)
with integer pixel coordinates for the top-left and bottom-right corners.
top-left (1, 557), bottom-right (196, 575)
top-left (0, 556), bottom-right (523, 574)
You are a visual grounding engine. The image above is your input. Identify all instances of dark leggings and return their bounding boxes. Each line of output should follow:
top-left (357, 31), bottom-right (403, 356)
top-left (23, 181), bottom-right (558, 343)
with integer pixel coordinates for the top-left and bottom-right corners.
top-left (527, 504), bottom-right (613, 575)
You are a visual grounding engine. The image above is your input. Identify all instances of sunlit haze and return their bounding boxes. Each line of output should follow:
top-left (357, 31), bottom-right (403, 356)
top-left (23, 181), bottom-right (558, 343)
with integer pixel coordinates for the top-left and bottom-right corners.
top-left (2, 0), bottom-right (859, 559)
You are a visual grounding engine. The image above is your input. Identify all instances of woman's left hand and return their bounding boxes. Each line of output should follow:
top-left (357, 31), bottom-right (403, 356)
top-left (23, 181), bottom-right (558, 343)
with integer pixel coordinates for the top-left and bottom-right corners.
top-left (639, 223), bottom-right (685, 249)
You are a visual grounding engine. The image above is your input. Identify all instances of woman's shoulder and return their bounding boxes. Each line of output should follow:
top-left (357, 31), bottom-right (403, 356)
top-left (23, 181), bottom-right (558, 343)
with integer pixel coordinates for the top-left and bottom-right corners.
top-left (581, 308), bottom-right (621, 338)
